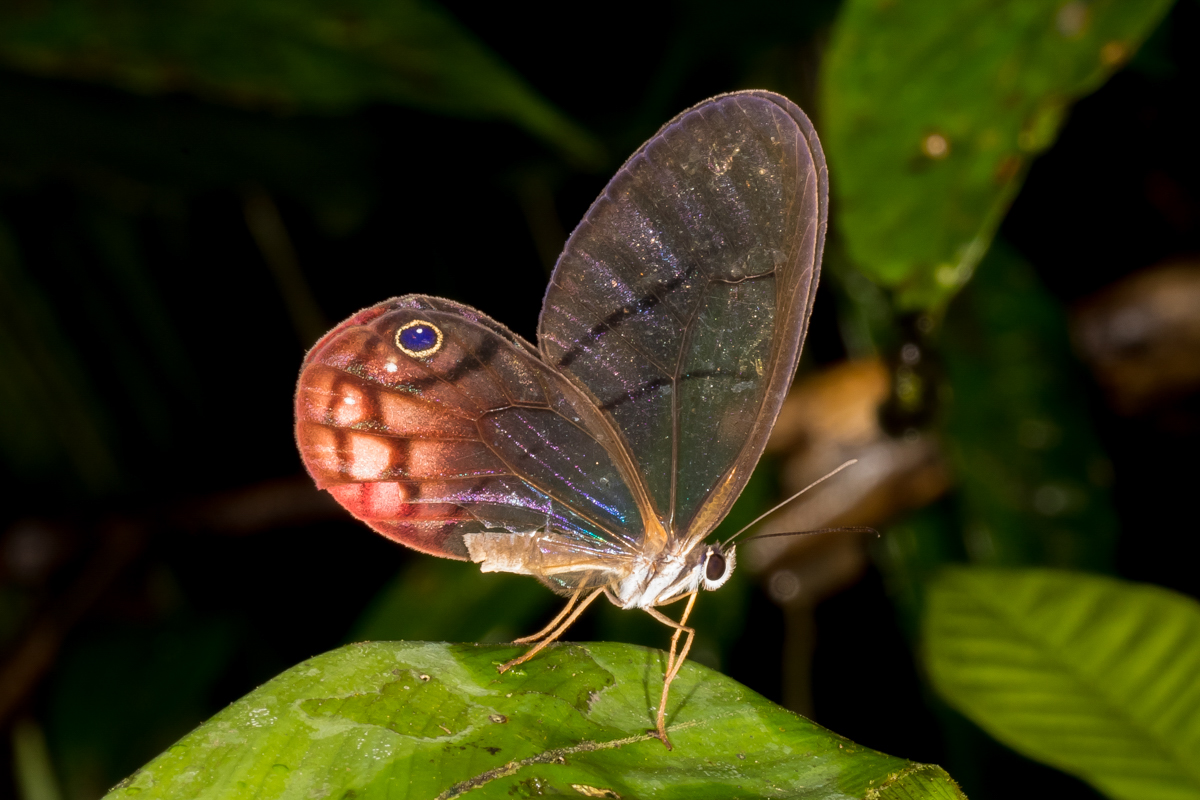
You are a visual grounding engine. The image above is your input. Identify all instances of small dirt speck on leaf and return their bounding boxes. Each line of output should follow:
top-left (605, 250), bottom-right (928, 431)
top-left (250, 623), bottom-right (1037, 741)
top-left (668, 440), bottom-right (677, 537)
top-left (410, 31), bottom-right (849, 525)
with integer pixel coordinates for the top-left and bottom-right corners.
top-left (571, 784), bottom-right (621, 798)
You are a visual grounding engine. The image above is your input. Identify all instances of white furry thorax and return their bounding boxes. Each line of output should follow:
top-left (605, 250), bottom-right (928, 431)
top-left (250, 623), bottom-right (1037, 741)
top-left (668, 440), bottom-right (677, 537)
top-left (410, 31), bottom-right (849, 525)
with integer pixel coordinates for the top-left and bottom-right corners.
top-left (462, 530), bottom-right (736, 609)
top-left (612, 540), bottom-right (736, 609)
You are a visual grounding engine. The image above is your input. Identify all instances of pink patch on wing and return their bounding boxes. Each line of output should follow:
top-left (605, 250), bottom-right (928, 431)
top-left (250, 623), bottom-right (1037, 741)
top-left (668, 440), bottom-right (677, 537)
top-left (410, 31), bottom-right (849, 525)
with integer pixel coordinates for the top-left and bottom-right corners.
top-left (330, 482), bottom-right (408, 519)
top-left (332, 383), bottom-right (368, 427)
top-left (344, 432), bottom-right (392, 480)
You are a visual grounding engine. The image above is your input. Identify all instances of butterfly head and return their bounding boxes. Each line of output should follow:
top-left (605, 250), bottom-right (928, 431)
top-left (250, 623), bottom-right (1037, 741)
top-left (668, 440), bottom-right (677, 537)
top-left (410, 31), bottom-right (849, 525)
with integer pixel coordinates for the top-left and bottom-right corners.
top-left (617, 540), bottom-right (737, 609)
top-left (699, 543), bottom-right (736, 591)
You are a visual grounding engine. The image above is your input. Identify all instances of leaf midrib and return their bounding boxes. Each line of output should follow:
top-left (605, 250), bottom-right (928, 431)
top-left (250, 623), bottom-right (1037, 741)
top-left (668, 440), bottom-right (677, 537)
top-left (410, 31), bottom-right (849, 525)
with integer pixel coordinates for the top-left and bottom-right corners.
top-left (953, 576), bottom-right (1200, 788)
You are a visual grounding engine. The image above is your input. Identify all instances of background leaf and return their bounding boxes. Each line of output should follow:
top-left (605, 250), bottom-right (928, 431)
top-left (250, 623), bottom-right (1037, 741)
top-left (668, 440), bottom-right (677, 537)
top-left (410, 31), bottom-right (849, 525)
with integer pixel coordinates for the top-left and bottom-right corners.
top-left (872, 242), bottom-right (1119, 639)
top-left (0, 0), bottom-right (603, 167)
top-left (822, 0), bottom-right (1173, 308)
top-left (940, 244), bottom-right (1117, 571)
top-left (923, 567), bottom-right (1200, 800)
top-left (105, 641), bottom-right (965, 800)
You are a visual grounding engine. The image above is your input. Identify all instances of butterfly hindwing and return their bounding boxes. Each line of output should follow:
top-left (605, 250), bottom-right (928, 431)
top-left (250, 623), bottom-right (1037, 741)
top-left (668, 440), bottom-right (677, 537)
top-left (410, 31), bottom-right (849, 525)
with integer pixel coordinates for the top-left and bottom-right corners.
top-left (538, 91), bottom-right (827, 542)
top-left (295, 296), bottom-right (644, 574)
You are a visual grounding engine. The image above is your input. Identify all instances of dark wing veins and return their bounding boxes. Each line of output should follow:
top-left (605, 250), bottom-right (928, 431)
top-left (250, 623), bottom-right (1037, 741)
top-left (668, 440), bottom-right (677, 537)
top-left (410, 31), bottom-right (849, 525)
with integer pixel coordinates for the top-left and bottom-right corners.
top-left (554, 265), bottom-right (696, 370)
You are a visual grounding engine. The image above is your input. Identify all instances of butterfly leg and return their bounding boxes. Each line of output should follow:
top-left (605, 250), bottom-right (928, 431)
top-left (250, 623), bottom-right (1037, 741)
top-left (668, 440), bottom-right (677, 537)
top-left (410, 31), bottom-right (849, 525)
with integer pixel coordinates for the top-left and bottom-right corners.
top-left (512, 583), bottom-right (586, 645)
top-left (644, 591), bottom-right (698, 750)
top-left (497, 586), bottom-right (605, 674)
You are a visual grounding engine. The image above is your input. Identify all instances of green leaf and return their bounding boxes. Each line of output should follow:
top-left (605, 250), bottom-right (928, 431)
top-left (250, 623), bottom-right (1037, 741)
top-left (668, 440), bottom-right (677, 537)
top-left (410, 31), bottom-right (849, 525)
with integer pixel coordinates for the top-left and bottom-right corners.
top-left (923, 567), bottom-right (1200, 800)
top-left (0, 0), bottom-right (603, 167)
top-left (105, 641), bottom-right (966, 799)
top-left (822, 0), bottom-right (1173, 308)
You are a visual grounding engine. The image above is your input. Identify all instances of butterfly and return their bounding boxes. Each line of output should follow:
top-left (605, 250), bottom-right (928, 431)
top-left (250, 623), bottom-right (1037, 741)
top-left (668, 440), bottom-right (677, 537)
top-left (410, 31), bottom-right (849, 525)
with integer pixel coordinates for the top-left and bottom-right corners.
top-left (295, 90), bottom-right (827, 748)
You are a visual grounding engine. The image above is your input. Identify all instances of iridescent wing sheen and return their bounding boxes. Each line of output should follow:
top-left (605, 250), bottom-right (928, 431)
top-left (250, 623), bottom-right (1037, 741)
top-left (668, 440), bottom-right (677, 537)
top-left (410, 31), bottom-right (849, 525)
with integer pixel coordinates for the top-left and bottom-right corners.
top-left (538, 91), bottom-right (827, 544)
top-left (295, 296), bottom-right (652, 588)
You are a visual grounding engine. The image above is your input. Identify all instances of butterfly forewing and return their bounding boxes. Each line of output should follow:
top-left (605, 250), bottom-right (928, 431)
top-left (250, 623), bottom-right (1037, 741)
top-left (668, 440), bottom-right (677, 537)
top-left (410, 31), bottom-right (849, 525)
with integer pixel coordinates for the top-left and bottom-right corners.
top-left (538, 92), bottom-right (827, 541)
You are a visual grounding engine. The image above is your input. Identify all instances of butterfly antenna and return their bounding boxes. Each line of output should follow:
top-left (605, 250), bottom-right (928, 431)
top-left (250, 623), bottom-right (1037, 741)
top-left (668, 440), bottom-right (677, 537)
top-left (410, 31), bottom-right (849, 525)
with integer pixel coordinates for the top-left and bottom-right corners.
top-left (743, 525), bottom-right (878, 542)
top-left (722, 459), bottom-right (859, 548)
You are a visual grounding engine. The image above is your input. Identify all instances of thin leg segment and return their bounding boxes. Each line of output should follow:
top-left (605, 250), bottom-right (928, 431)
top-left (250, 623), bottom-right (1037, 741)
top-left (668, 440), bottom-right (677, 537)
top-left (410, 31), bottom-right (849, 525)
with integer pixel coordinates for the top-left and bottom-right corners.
top-left (513, 582), bottom-right (586, 645)
top-left (497, 586), bottom-right (605, 673)
top-left (644, 591), bottom-right (698, 750)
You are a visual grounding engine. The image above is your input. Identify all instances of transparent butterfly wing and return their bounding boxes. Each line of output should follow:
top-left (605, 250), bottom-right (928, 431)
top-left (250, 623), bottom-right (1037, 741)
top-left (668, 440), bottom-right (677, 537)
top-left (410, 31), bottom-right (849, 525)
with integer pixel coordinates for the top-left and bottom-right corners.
top-left (538, 91), bottom-right (827, 542)
top-left (295, 296), bottom-right (646, 581)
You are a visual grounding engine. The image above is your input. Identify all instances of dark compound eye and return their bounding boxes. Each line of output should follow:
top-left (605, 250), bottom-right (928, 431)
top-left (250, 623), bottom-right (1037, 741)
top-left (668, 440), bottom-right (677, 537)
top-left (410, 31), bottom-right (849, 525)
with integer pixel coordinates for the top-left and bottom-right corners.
top-left (705, 552), bottom-right (727, 582)
top-left (396, 320), bottom-right (443, 357)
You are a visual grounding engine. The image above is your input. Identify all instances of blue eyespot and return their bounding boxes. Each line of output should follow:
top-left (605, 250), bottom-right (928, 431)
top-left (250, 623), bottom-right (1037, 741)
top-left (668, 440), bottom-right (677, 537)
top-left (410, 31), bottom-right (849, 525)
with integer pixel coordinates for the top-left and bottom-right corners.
top-left (396, 320), bottom-right (443, 357)
top-left (401, 325), bottom-right (437, 350)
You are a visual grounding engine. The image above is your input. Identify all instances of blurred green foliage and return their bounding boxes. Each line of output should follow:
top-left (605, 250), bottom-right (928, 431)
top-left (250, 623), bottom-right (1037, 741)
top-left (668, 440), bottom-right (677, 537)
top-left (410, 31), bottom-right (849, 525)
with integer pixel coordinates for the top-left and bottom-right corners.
top-left (352, 559), bottom-right (553, 645)
top-left (942, 245), bottom-right (1117, 571)
top-left (816, 4), bottom-right (1193, 800)
top-left (873, 244), bottom-right (1119, 639)
top-left (0, 219), bottom-right (122, 492)
top-left (49, 616), bottom-right (239, 800)
top-left (924, 568), bottom-right (1200, 800)
top-left (823, 0), bottom-right (1173, 308)
top-left (0, 0), bottom-right (603, 167)
top-left (102, 641), bottom-right (965, 800)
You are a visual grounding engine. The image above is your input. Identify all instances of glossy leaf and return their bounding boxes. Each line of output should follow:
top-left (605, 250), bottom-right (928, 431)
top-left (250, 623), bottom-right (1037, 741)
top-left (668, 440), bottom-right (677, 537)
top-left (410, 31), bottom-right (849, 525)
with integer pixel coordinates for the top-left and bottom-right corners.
top-left (822, 0), bottom-right (1173, 308)
top-left (106, 641), bottom-right (966, 799)
top-left (924, 567), bottom-right (1200, 800)
top-left (0, 0), bottom-right (602, 167)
